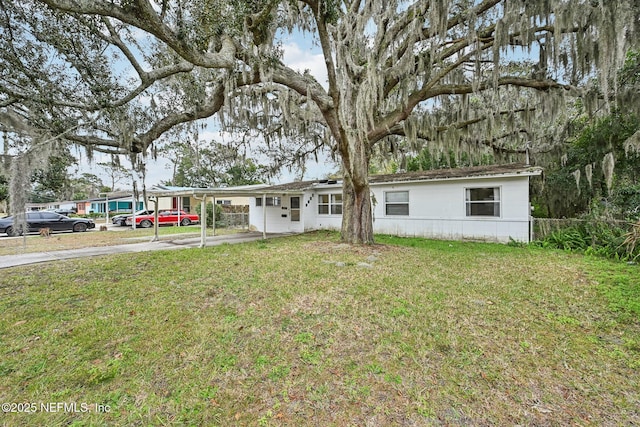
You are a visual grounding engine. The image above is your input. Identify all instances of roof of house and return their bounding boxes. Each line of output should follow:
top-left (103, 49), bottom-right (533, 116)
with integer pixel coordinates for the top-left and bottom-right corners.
top-left (117, 164), bottom-right (542, 198)
top-left (264, 163), bottom-right (542, 192)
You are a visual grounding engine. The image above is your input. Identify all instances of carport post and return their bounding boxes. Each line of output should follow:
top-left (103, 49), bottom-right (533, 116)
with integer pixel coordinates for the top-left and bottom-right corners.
top-left (191, 193), bottom-right (207, 248)
top-left (262, 193), bottom-right (267, 240)
top-left (131, 194), bottom-right (136, 230)
top-left (105, 194), bottom-right (109, 225)
top-left (153, 200), bottom-right (159, 242)
top-left (212, 196), bottom-right (216, 236)
top-left (150, 197), bottom-right (159, 242)
top-left (177, 197), bottom-right (181, 226)
top-left (199, 196), bottom-right (206, 248)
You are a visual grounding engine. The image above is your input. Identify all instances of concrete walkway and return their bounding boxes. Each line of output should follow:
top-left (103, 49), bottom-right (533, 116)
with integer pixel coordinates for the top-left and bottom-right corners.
top-left (0, 232), bottom-right (288, 269)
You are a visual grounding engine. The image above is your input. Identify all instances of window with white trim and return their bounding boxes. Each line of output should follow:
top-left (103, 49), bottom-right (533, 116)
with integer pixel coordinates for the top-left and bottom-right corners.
top-left (318, 193), bottom-right (343, 215)
top-left (465, 187), bottom-right (500, 216)
top-left (385, 191), bottom-right (409, 215)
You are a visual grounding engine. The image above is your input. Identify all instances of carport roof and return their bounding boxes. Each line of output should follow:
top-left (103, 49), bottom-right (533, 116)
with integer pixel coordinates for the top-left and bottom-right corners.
top-left (145, 183), bottom-right (272, 198)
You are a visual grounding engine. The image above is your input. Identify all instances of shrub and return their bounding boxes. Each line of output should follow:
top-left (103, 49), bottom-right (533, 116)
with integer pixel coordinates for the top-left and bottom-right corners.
top-left (621, 220), bottom-right (640, 262)
top-left (537, 219), bottom-right (640, 262)
top-left (195, 202), bottom-right (222, 227)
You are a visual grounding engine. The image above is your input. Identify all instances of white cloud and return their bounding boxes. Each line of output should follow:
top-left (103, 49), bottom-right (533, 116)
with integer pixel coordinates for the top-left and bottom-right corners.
top-left (282, 42), bottom-right (328, 88)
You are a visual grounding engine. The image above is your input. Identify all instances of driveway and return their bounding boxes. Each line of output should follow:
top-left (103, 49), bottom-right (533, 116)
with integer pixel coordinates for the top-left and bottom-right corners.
top-left (0, 232), bottom-right (289, 269)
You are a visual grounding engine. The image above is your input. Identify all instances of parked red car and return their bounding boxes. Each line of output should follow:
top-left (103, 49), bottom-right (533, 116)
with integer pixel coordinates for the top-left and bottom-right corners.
top-left (125, 210), bottom-right (199, 228)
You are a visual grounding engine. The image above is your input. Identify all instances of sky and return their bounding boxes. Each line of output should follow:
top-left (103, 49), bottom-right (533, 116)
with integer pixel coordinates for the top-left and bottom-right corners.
top-left (77, 32), bottom-right (335, 189)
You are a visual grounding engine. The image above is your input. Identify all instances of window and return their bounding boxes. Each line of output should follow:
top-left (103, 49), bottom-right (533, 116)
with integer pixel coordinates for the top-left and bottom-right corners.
top-left (267, 197), bottom-right (281, 206)
top-left (216, 200), bottom-right (232, 205)
top-left (318, 194), bottom-right (329, 214)
top-left (255, 197), bottom-right (281, 207)
top-left (385, 191), bottom-right (409, 215)
top-left (466, 187), bottom-right (500, 217)
top-left (331, 194), bottom-right (343, 214)
top-left (40, 212), bottom-right (60, 220)
top-left (318, 193), bottom-right (342, 215)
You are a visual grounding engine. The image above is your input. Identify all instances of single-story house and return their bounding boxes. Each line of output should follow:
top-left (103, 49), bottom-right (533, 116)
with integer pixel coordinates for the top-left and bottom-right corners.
top-left (25, 201), bottom-right (76, 212)
top-left (247, 163), bottom-right (542, 243)
top-left (134, 164), bottom-right (541, 247)
top-left (81, 195), bottom-right (145, 215)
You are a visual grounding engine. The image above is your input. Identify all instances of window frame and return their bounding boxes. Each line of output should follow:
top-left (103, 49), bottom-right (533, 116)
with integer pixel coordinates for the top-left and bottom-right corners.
top-left (255, 196), bottom-right (281, 207)
top-left (465, 186), bottom-right (501, 217)
top-left (290, 196), bottom-right (301, 222)
top-left (330, 193), bottom-right (343, 215)
top-left (318, 193), bottom-right (343, 215)
top-left (384, 191), bottom-right (410, 216)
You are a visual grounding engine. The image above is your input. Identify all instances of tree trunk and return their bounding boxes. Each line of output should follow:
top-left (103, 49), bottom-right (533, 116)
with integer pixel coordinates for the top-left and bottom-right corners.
top-left (340, 137), bottom-right (374, 244)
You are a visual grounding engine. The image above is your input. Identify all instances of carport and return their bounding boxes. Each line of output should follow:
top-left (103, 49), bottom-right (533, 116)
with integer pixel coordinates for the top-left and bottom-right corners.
top-left (146, 184), bottom-right (279, 248)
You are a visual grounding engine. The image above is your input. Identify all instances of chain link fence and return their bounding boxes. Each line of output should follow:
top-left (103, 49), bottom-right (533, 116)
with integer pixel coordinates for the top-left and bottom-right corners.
top-left (217, 212), bottom-right (249, 229)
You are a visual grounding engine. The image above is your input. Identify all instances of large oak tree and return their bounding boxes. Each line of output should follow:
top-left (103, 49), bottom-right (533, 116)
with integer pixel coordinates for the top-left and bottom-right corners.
top-left (1, 0), bottom-right (638, 243)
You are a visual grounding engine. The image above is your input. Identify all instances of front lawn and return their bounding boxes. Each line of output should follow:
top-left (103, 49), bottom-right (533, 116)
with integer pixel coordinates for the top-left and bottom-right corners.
top-left (0, 225), bottom-right (240, 256)
top-left (0, 232), bottom-right (638, 425)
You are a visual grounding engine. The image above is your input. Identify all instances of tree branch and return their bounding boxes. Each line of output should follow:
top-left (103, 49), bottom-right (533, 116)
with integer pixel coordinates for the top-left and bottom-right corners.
top-left (38, 0), bottom-right (237, 69)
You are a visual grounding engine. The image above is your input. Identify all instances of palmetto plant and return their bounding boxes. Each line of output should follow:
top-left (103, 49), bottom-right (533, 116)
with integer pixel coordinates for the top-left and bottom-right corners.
top-left (621, 220), bottom-right (640, 261)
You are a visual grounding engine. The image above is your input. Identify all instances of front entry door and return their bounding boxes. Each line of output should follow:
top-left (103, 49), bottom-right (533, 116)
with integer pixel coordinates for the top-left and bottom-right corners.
top-left (290, 197), bottom-right (300, 222)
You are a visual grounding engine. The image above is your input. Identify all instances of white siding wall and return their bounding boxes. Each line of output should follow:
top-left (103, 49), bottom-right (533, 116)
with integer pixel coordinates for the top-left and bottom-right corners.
top-left (370, 176), bottom-right (531, 242)
top-left (306, 189), bottom-right (343, 231)
top-left (250, 176), bottom-right (533, 242)
top-left (249, 195), bottom-right (305, 233)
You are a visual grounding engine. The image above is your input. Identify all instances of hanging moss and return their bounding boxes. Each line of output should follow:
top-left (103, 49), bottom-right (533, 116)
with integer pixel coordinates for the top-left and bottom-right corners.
top-left (602, 151), bottom-right (615, 192)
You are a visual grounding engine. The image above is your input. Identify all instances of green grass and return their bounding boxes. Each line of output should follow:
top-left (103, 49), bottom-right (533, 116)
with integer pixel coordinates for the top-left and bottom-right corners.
top-left (0, 231), bottom-right (639, 425)
top-left (0, 225), bottom-right (240, 256)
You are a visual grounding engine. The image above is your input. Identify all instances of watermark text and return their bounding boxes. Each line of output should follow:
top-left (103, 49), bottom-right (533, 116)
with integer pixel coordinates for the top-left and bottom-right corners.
top-left (2, 402), bottom-right (111, 414)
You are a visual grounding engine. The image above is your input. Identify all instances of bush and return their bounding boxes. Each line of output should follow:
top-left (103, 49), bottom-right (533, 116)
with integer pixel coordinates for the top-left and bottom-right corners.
top-left (536, 220), bottom-right (639, 262)
top-left (621, 220), bottom-right (640, 262)
top-left (196, 202), bottom-right (222, 227)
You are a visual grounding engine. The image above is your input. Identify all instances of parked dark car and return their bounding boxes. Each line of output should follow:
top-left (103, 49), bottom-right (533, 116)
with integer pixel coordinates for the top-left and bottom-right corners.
top-left (111, 210), bottom-right (154, 226)
top-left (0, 211), bottom-right (95, 236)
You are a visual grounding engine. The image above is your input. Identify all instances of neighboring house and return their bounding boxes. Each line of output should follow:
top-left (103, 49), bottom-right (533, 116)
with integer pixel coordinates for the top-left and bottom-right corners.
top-left (248, 164), bottom-right (543, 243)
top-left (75, 200), bottom-right (91, 215)
top-left (88, 195), bottom-right (144, 214)
top-left (25, 202), bottom-right (76, 212)
top-left (25, 203), bottom-right (50, 211)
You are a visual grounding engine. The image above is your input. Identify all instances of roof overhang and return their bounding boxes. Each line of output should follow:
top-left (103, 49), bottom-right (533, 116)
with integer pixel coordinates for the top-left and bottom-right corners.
top-left (108, 164), bottom-right (543, 199)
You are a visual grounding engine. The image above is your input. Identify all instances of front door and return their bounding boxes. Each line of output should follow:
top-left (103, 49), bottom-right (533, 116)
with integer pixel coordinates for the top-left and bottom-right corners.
top-left (290, 197), bottom-right (300, 222)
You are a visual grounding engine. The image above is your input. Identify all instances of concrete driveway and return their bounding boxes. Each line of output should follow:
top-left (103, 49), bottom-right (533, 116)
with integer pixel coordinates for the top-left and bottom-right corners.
top-left (0, 232), bottom-right (288, 269)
